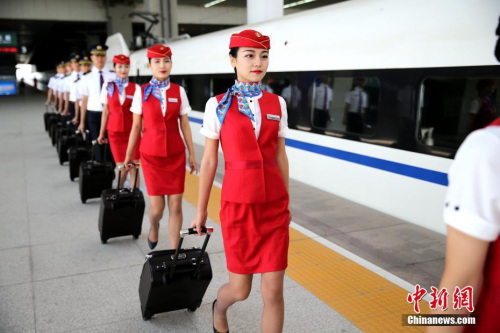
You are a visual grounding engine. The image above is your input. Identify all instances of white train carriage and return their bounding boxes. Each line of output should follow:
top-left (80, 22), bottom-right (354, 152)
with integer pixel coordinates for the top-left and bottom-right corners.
top-left (107, 0), bottom-right (500, 234)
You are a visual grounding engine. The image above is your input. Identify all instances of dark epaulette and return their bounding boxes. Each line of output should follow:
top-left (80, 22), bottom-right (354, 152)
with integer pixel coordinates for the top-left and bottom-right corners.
top-left (109, 70), bottom-right (115, 73)
top-left (83, 72), bottom-right (91, 76)
top-left (64, 74), bottom-right (70, 78)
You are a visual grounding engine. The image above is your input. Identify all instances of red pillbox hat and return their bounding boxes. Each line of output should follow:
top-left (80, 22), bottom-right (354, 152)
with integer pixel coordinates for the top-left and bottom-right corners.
top-left (147, 44), bottom-right (172, 58)
top-left (229, 29), bottom-right (271, 50)
top-left (113, 54), bottom-right (130, 65)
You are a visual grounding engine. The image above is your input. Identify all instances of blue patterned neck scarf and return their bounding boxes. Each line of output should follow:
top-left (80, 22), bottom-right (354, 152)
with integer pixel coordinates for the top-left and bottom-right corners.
top-left (216, 80), bottom-right (262, 125)
top-left (143, 77), bottom-right (170, 106)
top-left (107, 77), bottom-right (129, 97)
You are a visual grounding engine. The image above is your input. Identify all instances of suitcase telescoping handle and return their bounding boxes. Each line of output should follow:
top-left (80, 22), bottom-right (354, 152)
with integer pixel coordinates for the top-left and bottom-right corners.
top-left (117, 164), bottom-right (140, 191)
top-left (91, 140), bottom-right (109, 164)
top-left (168, 227), bottom-right (214, 281)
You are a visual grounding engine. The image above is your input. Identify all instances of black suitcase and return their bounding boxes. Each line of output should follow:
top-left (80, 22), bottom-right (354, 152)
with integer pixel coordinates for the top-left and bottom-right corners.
top-left (98, 165), bottom-right (145, 244)
top-left (78, 141), bottom-right (114, 203)
top-left (57, 123), bottom-right (77, 165)
top-left (139, 227), bottom-right (214, 320)
top-left (48, 114), bottom-right (61, 140)
top-left (43, 105), bottom-right (55, 132)
top-left (68, 131), bottom-right (90, 181)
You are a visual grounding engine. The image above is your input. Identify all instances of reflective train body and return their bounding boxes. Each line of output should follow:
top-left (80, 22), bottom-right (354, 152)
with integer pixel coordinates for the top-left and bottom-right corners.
top-left (115, 0), bottom-right (500, 234)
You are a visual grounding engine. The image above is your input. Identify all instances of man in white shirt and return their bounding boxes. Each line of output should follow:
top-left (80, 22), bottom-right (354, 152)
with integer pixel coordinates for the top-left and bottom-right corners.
top-left (281, 78), bottom-right (302, 128)
top-left (343, 77), bottom-right (368, 133)
top-left (46, 64), bottom-right (62, 106)
top-left (78, 45), bottom-right (115, 162)
top-left (73, 55), bottom-right (92, 125)
top-left (61, 60), bottom-right (74, 116)
top-left (311, 76), bottom-right (333, 128)
top-left (65, 55), bottom-right (81, 120)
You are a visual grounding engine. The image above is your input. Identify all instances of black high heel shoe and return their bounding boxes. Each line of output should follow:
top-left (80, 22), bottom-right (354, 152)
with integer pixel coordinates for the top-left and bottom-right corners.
top-left (147, 236), bottom-right (157, 250)
top-left (147, 223), bottom-right (160, 250)
top-left (212, 299), bottom-right (229, 333)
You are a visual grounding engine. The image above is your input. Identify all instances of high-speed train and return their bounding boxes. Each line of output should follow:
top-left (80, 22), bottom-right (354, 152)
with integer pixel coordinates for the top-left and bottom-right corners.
top-left (108, 0), bottom-right (500, 234)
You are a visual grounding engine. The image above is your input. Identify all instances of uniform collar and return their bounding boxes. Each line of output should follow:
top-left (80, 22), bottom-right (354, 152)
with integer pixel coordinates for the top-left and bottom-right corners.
top-left (92, 66), bottom-right (108, 74)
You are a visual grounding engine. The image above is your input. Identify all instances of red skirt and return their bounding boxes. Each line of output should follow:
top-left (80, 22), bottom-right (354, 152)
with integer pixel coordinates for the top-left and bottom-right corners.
top-left (220, 196), bottom-right (290, 274)
top-left (140, 151), bottom-right (186, 196)
top-left (108, 130), bottom-right (140, 162)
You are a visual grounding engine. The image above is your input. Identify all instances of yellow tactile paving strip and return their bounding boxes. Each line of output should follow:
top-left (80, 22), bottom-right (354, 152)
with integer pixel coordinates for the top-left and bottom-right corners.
top-left (183, 171), bottom-right (429, 332)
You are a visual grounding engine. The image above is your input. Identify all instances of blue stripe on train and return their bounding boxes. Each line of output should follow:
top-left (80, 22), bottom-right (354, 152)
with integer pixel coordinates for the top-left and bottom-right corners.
top-left (285, 138), bottom-right (448, 186)
top-left (188, 117), bottom-right (448, 186)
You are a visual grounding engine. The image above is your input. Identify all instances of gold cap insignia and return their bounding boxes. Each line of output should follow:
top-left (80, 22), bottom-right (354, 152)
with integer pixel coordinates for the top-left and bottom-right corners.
top-left (255, 32), bottom-right (261, 37)
top-left (97, 45), bottom-right (102, 50)
top-left (160, 46), bottom-right (164, 50)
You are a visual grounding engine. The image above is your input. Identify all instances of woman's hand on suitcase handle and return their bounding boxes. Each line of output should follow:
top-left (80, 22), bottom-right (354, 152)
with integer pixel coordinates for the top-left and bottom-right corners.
top-left (97, 135), bottom-right (108, 145)
top-left (191, 211), bottom-right (208, 236)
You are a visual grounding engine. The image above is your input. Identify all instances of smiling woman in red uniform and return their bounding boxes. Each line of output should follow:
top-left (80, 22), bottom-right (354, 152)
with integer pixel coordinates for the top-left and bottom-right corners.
top-left (97, 54), bottom-right (141, 188)
top-left (124, 44), bottom-right (198, 250)
top-left (191, 30), bottom-right (291, 333)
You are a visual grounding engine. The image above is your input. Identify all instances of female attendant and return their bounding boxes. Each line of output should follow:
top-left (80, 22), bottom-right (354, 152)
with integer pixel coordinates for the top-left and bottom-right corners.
top-left (124, 44), bottom-right (198, 250)
top-left (427, 117), bottom-right (500, 333)
top-left (97, 54), bottom-right (141, 187)
top-left (191, 30), bottom-right (291, 333)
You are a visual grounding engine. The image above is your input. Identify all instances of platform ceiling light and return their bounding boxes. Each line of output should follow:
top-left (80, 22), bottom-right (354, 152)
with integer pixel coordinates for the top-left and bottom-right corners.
top-left (204, 0), bottom-right (227, 8)
top-left (284, 0), bottom-right (317, 9)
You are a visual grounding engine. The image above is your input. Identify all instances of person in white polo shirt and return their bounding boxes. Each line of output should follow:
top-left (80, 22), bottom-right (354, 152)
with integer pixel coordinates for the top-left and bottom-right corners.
top-left (428, 116), bottom-right (500, 332)
top-left (78, 44), bottom-right (115, 162)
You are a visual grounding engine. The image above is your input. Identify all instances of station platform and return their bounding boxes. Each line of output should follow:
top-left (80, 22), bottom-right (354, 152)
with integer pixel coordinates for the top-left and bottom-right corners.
top-left (0, 89), bottom-right (445, 332)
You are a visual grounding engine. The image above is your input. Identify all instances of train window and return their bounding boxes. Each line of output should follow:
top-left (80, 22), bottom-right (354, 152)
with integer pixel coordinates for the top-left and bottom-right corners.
top-left (176, 76), bottom-right (211, 112)
top-left (309, 76), bottom-right (380, 135)
top-left (418, 77), bottom-right (500, 150)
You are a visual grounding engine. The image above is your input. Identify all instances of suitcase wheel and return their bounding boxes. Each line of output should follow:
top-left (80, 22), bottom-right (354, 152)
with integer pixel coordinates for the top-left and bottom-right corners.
top-left (187, 306), bottom-right (197, 312)
top-left (133, 234), bottom-right (139, 240)
top-left (142, 310), bottom-right (153, 321)
top-left (101, 237), bottom-right (107, 244)
top-left (81, 197), bottom-right (86, 204)
top-left (70, 176), bottom-right (75, 181)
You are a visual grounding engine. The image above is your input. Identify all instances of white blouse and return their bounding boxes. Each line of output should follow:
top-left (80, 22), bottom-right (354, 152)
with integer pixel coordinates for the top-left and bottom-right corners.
top-left (443, 126), bottom-right (500, 241)
top-left (100, 81), bottom-right (139, 106)
top-left (130, 83), bottom-right (191, 116)
top-left (200, 93), bottom-right (289, 140)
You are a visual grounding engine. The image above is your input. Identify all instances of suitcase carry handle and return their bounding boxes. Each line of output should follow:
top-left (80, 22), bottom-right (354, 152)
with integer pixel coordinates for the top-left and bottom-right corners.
top-left (91, 140), bottom-right (109, 164)
top-left (168, 227), bottom-right (214, 281)
top-left (117, 164), bottom-right (140, 191)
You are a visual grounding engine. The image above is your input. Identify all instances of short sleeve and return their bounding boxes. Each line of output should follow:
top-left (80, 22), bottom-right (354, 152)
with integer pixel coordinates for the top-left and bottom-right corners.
top-left (100, 81), bottom-right (109, 105)
top-left (344, 91), bottom-right (351, 104)
top-left (200, 97), bottom-right (221, 140)
top-left (278, 96), bottom-right (289, 138)
top-left (80, 76), bottom-right (89, 97)
top-left (469, 99), bottom-right (480, 115)
top-left (179, 86), bottom-right (192, 115)
top-left (443, 129), bottom-right (500, 241)
top-left (130, 85), bottom-right (143, 115)
top-left (362, 92), bottom-right (368, 108)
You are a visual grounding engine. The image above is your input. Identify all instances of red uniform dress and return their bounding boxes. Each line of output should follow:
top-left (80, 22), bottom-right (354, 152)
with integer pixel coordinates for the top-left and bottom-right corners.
top-left (140, 82), bottom-right (186, 196)
top-left (106, 82), bottom-right (140, 161)
top-left (217, 91), bottom-right (290, 274)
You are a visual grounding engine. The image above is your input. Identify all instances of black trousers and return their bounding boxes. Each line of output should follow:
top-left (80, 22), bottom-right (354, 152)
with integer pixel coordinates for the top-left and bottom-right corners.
top-left (68, 101), bottom-right (75, 119)
top-left (87, 110), bottom-right (104, 162)
top-left (346, 113), bottom-right (364, 133)
top-left (313, 108), bottom-right (330, 128)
